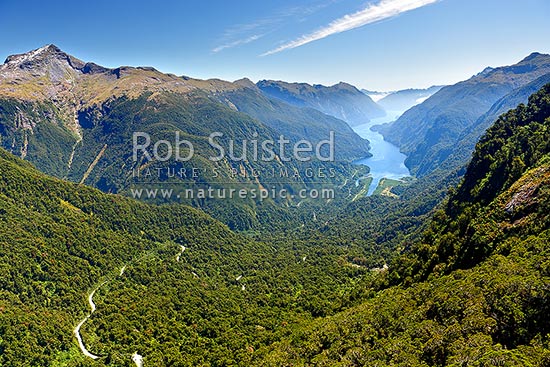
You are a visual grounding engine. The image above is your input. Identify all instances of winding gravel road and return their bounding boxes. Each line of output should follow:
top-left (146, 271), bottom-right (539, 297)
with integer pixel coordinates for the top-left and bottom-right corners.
top-left (74, 245), bottom-right (185, 363)
top-left (73, 284), bottom-right (105, 359)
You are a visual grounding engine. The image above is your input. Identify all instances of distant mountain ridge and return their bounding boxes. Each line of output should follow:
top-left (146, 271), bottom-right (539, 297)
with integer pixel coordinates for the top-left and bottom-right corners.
top-left (375, 52), bottom-right (550, 177)
top-left (376, 85), bottom-right (445, 112)
top-left (257, 80), bottom-right (386, 126)
top-left (213, 78), bottom-right (371, 158)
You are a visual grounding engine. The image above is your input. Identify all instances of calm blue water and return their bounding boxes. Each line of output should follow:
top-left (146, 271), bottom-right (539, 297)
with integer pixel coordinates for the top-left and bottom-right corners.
top-left (353, 111), bottom-right (410, 195)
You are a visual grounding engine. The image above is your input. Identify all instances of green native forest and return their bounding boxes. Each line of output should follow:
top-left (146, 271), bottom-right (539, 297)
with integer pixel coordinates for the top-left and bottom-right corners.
top-left (1, 13), bottom-right (550, 367)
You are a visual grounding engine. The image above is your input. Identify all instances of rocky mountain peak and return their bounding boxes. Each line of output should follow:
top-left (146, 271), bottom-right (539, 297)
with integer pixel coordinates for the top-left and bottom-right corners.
top-left (521, 52), bottom-right (547, 63)
top-left (3, 44), bottom-right (85, 71)
top-left (0, 44), bottom-right (114, 80)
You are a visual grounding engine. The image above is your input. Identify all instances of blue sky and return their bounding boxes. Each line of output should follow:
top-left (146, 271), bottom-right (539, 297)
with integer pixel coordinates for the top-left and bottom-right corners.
top-left (1, 0), bottom-right (549, 90)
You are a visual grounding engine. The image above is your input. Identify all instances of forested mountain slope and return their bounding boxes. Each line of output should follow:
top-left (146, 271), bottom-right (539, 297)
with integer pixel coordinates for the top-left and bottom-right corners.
top-left (0, 147), bottom-right (249, 365)
top-left (253, 84), bottom-right (550, 366)
top-left (439, 72), bottom-right (550, 174)
top-left (257, 80), bottom-right (385, 126)
top-left (0, 45), bottom-right (370, 230)
top-left (0, 148), bottom-right (374, 366)
top-left (217, 78), bottom-right (371, 157)
top-left (0, 45), bottom-right (369, 174)
top-left (2, 44), bottom-right (549, 367)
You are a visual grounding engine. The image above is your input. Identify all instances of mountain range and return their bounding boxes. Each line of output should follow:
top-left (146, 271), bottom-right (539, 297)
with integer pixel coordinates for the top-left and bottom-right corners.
top-left (1, 44), bottom-right (550, 366)
top-left (1, 73), bottom-right (549, 365)
top-left (373, 85), bottom-right (445, 113)
top-left (0, 45), bottom-right (374, 229)
top-left (374, 52), bottom-right (550, 177)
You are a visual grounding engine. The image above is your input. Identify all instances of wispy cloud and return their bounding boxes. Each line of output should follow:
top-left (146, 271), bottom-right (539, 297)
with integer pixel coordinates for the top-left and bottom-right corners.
top-left (213, 0), bottom-right (339, 53)
top-left (212, 34), bottom-right (264, 53)
top-left (261, 0), bottom-right (440, 56)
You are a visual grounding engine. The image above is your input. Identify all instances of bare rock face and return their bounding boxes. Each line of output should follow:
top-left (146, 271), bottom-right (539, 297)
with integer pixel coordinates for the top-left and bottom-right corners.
top-left (504, 182), bottom-right (539, 215)
top-left (504, 165), bottom-right (550, 218)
